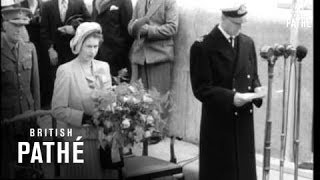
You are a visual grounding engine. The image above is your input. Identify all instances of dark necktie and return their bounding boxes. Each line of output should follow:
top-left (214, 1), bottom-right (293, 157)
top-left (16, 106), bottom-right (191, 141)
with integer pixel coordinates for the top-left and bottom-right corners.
top-left (12, 44), bottom-right (19, 59)
top-left (229, 37), bottom-right (234, 48)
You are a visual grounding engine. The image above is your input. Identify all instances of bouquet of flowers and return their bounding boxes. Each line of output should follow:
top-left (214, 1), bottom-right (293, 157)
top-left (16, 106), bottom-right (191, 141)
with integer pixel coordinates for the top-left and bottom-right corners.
top-left (91, 69), bottom-right (172, 167)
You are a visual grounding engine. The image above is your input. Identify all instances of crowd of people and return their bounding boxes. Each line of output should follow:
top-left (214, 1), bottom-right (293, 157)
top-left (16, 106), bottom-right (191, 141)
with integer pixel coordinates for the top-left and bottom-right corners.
top-left (6, 0), bottom-right (313, 180)
top-left (1, 0), bottom-right (178, 178)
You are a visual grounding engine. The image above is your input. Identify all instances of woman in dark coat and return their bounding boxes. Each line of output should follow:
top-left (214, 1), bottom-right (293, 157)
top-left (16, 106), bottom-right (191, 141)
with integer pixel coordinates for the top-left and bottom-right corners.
top-left (92, 0), bottom-right (133, 80)
top-left (190, 4), bottom-right (265, 180)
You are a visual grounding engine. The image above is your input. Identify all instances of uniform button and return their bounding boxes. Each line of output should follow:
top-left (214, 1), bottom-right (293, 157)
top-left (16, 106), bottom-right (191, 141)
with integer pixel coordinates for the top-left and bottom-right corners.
top-left (247, 75), bottom-right (251, 79)
top-left (248, 86), bottom-right (252, 90)
top-left (233, 88), bottom-right (236, 92)
top-left (18, 73), bottom-right (21, 76)
top-left (250, 109), bottom-right (253, 114)
top-left (234, 112), bottom-right (238, 116)
top-left (20, 96), bottom-right (23, 100)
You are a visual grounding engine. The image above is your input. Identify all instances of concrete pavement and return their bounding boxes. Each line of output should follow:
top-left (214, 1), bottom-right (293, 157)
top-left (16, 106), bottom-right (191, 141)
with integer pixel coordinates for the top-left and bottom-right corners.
top-left (147, 138), bottom-right (313, 180)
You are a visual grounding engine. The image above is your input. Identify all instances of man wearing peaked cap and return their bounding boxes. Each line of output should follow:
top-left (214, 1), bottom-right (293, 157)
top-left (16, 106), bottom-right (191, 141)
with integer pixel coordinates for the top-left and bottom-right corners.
top-left (221, 3), bottom-right (247, 24)
top-left (1, 4), bottom-right (40, 179)
top-left (190, 2), bottom-right (266, 180)
top-left (2, 7), bottom-right (31, 25)
top-left (1, 3), bottom-right (31, 41)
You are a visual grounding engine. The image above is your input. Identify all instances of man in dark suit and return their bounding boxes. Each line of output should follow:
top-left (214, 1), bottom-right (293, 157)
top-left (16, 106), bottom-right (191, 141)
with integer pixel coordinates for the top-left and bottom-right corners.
top-left (40, 0), bottom-right (91, 66)
top-left (92, 0), bottom-right (133, 80)
top-left (190, 3), bottom-right (266, 180)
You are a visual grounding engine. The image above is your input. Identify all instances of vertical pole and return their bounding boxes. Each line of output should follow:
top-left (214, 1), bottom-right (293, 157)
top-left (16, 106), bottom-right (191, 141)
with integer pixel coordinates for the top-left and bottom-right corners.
top-left (279, 57), bottom-right (288, 180)
top-left (293, 61), bottom-right (302, 180)
top-left (286, 0), bottom-right (301, 163)
top-left (262, 61), bottom-right (275, 180)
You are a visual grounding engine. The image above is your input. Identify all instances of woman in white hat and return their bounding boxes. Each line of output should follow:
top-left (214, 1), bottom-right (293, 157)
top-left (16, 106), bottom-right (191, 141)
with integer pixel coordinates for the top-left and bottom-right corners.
top-left (51, 22), bottom-right (119, 178)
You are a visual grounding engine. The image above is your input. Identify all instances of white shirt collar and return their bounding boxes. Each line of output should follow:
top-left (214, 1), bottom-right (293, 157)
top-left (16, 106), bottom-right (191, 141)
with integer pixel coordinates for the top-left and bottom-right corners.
top-left (218, 24), bottom-right (231, 41)
top-left (218, 24), bottom-right (239, 41)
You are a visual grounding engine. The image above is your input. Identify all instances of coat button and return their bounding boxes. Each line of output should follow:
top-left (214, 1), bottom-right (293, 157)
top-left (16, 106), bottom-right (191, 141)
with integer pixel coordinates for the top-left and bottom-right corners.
top-left (234, 112), bottom-right (238, 116)
top-left (250, 109), bottom-right (253, 114)
top-left (20, 96), bottom-right (23, 100)
top-left (233, 88), bottom-right (236, 92)
top-left (18, 73), bottom-right (21, 76)
top-left (248, 86), bottom-right (252, 90)
top-left (247, 75), bottom-right (251, 79)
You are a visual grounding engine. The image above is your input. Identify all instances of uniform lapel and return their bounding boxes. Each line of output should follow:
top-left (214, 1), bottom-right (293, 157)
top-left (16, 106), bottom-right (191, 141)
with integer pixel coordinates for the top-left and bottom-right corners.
top-left (211, 26), bottom-right (236, 62)
top-left (1, 36), bottom-right (17, 63)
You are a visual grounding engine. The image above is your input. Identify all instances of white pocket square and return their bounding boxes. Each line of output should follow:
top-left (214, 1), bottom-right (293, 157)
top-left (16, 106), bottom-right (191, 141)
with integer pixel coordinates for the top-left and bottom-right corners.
top-left (110, 5), bottom-right (119, 11)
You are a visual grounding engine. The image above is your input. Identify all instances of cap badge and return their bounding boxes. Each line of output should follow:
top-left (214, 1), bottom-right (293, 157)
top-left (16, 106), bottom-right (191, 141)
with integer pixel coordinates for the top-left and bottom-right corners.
top-left (237, 5), bottom-right (246, 15)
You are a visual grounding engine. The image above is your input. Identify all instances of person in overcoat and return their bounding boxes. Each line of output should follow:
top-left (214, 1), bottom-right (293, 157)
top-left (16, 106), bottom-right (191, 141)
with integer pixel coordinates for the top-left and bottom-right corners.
top-left (92, 0), bottom-right (133, 80)
top-left (1, 6), bottom-right (40, 178)
top-left (190, 4), bottom-right (266, 180)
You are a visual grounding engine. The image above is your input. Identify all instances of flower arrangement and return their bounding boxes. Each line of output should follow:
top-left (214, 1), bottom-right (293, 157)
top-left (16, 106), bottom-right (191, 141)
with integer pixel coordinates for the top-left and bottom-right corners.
top-left (91, 69), bottom-right (172, 165)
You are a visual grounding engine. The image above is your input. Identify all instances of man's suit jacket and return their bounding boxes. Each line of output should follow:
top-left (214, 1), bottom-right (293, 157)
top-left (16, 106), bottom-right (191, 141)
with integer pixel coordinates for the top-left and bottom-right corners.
top-left (128, 0), bottom-right (178, 65)
top-left (92, 0), bottom-right (133, 77)
top-left (51, 59), bottom-right (112, 141)
top-left (40, 0), bottom-right (91, 64)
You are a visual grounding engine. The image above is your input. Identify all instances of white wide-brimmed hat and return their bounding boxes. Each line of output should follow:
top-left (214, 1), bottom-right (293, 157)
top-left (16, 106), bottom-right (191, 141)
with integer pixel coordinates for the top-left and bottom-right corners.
top-left (70, 22), bottom-right (102, 54)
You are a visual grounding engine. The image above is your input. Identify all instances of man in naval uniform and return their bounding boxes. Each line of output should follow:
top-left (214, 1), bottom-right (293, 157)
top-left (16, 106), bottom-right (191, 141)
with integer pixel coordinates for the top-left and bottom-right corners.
top-left (190, 3), bottom-right (266, 180)
top-left (1, 5), bottom-right (40, 178)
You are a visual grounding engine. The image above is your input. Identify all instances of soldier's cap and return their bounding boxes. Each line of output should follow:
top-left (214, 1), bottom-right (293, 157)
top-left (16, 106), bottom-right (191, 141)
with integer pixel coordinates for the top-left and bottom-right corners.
top-left (2, 6), bottom-right (32, 25)
top-left (221, 4), bottom-right (247, 24)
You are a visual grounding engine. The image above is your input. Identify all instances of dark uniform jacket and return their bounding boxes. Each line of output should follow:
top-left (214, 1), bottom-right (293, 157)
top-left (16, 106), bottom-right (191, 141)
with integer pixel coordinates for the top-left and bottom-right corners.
top-left (92, 0), bottom-right (133, 77)
top-left (190, 25), bottom-right (263, 180)
top-left (40, 0), bottom-right (91, 64)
